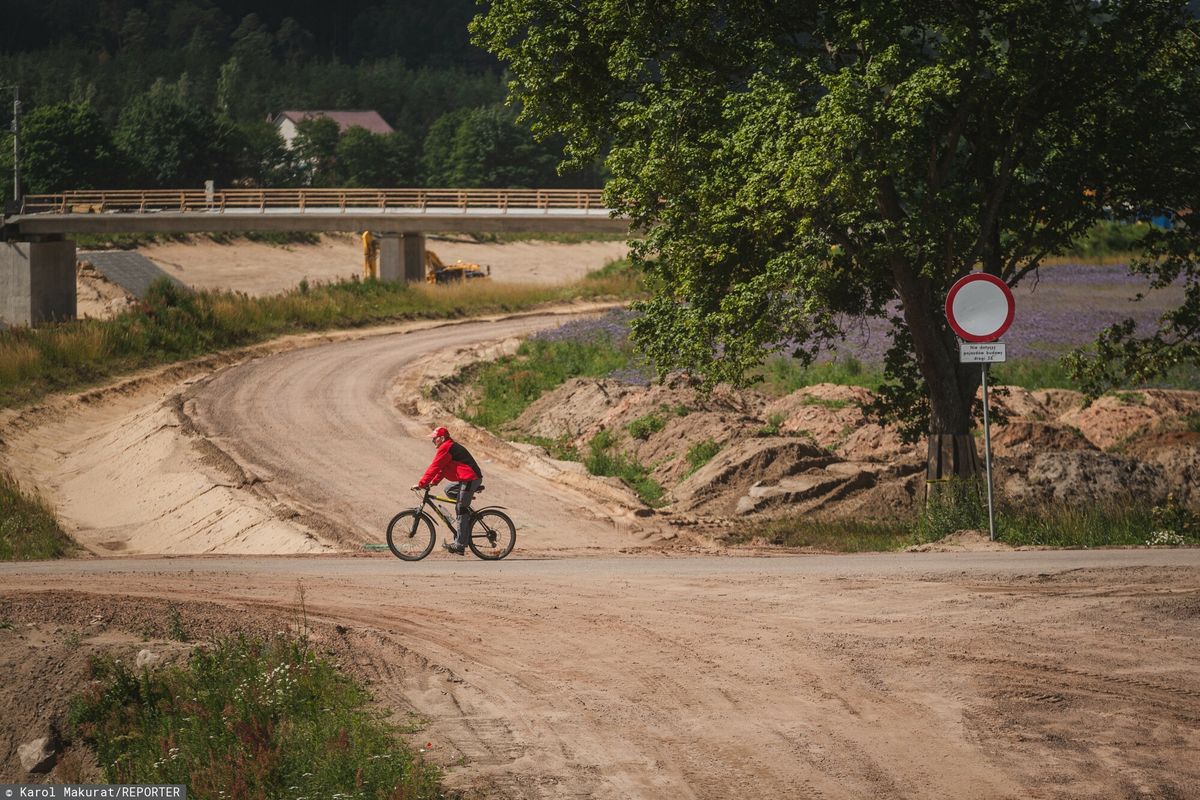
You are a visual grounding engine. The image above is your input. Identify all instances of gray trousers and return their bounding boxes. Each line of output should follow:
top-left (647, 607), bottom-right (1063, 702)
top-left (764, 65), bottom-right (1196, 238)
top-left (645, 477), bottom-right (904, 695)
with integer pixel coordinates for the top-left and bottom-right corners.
top-left (447, 479), bottom-right (482, 547)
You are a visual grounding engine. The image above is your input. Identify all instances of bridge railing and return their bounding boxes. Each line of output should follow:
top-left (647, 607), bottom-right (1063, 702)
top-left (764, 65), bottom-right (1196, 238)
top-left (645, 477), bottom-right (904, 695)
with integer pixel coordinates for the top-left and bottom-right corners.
top-left (19, 188), bottom-right (609, 215)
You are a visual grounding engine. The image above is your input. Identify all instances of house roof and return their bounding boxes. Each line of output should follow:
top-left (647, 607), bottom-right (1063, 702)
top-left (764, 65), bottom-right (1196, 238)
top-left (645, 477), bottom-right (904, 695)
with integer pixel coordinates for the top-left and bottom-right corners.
top-left (271, 110), bottom-right (395, 136)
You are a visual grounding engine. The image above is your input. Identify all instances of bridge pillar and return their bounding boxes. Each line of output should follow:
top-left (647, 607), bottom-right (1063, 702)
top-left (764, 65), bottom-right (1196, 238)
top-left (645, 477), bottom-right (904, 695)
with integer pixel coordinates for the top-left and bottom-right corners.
top-left (0, 238), bottom-right (76, 326)
top-left (378, 233), bottom-right (426, 283)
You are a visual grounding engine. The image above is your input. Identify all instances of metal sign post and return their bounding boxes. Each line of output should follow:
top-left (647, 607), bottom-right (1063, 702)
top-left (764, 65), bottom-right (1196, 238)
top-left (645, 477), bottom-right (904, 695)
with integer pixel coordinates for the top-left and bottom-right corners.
top-left (980, 362), bottom-right (996, 541)
top-left (946, 274), bottom-right (1016, 543)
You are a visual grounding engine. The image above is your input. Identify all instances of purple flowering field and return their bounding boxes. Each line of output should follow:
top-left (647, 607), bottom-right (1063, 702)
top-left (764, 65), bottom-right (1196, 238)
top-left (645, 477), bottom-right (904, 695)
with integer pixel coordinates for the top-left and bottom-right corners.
top-left (531, 264), bottom-right (1194, 387)
top-left (816, 262), bottom-right (1186, 364)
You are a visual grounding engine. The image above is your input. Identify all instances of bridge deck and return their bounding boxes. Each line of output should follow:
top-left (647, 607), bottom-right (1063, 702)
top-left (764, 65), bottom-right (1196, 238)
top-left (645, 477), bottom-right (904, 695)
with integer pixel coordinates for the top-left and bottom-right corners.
top-left (6, 188), bottom-right (629, 236)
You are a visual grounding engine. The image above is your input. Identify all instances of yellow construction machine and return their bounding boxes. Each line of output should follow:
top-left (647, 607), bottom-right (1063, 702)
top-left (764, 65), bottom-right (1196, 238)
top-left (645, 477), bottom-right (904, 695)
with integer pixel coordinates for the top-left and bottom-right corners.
top-left (426, 250), bottom-right (490, 284)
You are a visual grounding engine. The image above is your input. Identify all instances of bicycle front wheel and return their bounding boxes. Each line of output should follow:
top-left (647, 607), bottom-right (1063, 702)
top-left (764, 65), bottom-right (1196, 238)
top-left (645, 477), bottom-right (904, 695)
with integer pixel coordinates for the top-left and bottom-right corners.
top-left (467, 509), bottom-right (516, 560)
top-left (386, 510), bottom-right (436, 561)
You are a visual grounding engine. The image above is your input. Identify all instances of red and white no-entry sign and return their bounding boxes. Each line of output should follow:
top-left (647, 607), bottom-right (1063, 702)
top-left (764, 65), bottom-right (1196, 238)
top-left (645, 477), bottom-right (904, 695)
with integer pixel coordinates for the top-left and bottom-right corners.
top-left (945, 273), bottom-right (1015, 343)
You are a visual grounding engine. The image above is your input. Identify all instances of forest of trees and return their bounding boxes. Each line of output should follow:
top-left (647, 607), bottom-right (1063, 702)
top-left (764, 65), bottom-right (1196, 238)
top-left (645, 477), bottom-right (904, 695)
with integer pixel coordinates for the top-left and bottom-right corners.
top-left (0, 0), bottom-right (601, 200)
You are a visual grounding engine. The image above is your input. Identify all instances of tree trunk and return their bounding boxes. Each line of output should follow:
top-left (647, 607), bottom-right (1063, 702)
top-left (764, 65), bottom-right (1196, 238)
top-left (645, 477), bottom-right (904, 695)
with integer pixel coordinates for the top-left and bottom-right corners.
top-left (890, 262), bottom-right (982, 482)
top-left (926, 432), bottom-right (980, 482)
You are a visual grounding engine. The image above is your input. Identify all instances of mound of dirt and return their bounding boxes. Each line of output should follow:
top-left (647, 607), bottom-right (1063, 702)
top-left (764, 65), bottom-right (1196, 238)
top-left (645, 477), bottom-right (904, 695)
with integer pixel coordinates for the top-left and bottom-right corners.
top-left (988, 421), bottom-right (1095, 458)
top-left (500, 374), bottom-right (1200, 525)
top-left (1000, 451), bottom-right (1169, 508)
top-left (764, 384), bottom-right (915, 462)
top-left (906, 529), bottom-right (1013, 552)
top-left (1122, 431), bottom-right (1200, 507)
top-left (75, 260), bottom-right (137, 319)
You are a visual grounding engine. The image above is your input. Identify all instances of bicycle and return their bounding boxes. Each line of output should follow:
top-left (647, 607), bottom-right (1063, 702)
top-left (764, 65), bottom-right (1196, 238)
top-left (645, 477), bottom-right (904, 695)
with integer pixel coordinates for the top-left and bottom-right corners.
top-left (385, 485), bottom-right (516, 561)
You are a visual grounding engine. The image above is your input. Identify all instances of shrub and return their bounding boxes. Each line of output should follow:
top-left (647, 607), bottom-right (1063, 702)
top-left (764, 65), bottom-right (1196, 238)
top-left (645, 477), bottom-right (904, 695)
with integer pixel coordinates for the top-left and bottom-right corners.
top-left (627, 413), bottom-right (666, 440)
top-left (757, 412), bottom-right (786, 437)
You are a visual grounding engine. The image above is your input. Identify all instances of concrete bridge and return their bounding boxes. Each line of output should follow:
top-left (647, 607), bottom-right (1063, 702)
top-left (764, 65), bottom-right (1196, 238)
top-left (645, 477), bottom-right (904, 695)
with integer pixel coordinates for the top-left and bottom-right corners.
top-left (1, 188), bottom-right (628, 325)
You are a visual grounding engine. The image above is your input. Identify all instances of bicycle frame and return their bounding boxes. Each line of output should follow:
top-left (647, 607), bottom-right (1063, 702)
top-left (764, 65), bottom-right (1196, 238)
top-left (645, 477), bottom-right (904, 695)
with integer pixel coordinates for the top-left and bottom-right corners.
top-left (416, 487), bottom-right (507, 536)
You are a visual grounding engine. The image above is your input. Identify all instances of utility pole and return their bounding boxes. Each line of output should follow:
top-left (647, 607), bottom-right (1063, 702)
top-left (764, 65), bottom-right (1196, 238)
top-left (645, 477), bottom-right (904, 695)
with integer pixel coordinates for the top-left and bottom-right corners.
top-left (11, 85), bottom-right (20, 207)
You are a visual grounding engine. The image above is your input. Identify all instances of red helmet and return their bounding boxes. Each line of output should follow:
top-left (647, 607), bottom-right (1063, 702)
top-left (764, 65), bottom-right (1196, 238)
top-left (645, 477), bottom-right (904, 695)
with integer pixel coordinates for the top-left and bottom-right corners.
top-left (430, 426), bottom-right (449, 440)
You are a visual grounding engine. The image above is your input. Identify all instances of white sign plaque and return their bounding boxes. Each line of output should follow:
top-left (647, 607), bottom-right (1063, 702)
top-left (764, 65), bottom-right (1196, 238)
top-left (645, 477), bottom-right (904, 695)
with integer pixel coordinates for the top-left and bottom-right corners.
top-left (945, 273), bottom-right (1015, 343)
top-left (959, 342), bottom-right (1007, 363)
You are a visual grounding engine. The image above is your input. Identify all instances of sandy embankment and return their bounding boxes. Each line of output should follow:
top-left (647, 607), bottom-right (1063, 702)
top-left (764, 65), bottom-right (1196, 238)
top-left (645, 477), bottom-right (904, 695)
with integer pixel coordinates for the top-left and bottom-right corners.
top-left (138, 236), bottom-right (630, 296)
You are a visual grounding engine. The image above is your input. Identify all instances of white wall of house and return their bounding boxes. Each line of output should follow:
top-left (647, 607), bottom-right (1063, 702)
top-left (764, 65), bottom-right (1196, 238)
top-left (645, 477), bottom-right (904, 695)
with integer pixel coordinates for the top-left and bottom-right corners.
top-left (277, 118), bottom-right (299, 149)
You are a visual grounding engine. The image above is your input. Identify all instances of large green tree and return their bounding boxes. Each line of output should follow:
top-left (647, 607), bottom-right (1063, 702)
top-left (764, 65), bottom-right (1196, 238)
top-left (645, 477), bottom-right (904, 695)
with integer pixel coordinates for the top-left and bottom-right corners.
top-left (474, 0), bottom-right (1200, 473)
top-left (11, 103), bottom-right (120, 194)
top-left (116, 81), bottom-right (241, 187)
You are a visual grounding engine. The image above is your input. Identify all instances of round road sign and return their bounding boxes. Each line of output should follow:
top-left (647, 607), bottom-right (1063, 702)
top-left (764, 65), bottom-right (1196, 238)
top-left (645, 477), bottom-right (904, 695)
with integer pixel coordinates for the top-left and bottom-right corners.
top-left (945, 273), bottom-right (1014, 343)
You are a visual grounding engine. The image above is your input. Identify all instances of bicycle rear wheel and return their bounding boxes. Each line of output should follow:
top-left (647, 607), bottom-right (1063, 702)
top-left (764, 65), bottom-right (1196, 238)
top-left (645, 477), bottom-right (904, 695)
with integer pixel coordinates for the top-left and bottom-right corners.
top-left (467, 509), bottom-right (516, 560)
top-left (386, 510), bottom-right (436, 561)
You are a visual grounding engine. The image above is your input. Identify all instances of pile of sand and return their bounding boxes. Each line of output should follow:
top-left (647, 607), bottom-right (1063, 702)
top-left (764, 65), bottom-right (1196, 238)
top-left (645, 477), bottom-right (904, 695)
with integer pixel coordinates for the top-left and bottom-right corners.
top-left (487, 376), bottom-right (1200, 523)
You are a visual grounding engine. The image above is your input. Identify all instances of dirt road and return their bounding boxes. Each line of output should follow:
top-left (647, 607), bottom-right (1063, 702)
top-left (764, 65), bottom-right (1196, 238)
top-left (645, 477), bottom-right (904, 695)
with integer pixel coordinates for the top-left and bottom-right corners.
top-left (2, 314), bottom-right (1199, 797)
top-left (1, 552), bottom-right (1198, 798)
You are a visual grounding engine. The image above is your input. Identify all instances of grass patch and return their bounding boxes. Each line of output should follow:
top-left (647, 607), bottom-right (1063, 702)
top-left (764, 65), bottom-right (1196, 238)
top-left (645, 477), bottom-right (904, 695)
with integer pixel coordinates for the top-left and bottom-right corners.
top-left (991, 357), bottom-right (1200, 392)
top-left (585, 430), bottom-right (665, 506)
top-left (0, 470), bottom-right (75, 560)
top-left (684, 439), bottom-right (721, 477)
top-left (726, 517), bottom-right (914, 552)
top-left (996, 503), bottom-right (1157, 547)
top-left (725, 479), bottom-right (1200, 552)
top-left (757, 355), bottom-right (884, 396)
top-left (0, 270), bottom-right (644, 411)
top-left (462, 337), bottom-right (638, 430)
top-left (1061, 220), bottom-right (1152, 261)
top-left (800, 395), bottom-right (853, 410)
top-left (989, 359), bottom-right (1081, 390)
top-left (69, 634), bottom-right (442, 798)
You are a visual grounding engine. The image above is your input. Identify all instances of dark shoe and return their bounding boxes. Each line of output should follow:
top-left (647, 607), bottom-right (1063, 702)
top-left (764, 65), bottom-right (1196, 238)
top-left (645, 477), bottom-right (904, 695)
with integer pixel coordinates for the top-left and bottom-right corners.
top-left (442, 542), bottom-right (465, 555)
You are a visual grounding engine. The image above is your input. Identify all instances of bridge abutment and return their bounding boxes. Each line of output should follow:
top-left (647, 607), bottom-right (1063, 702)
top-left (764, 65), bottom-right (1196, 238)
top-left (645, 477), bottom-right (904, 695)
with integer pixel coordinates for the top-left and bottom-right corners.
top-left (0, 238), bottom-right (76, 326)
top-left (378, 233), bottom-right (426, 282)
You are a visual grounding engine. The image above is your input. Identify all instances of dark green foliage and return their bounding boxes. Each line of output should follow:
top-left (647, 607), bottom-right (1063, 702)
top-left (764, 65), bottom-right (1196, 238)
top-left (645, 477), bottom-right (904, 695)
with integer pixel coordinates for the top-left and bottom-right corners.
top-left (116, 80), bottom-right (241, 187)
top-left (0, 2), bottom-right (602, 193)
top-left (291, 116), bottom-right (341, 187)
top-left (18, 103), bottom-right (120, 193)
top-left (422, 105), bottom-right (566, 187)
top-left (474, 1), bottom-right (1200, 445)
top-left (1065, 221), bottom-right (1154, 260)
top-left (337, 128), bottom-right (417, 187)
top-left (69, 635), bottom-right (442, 798)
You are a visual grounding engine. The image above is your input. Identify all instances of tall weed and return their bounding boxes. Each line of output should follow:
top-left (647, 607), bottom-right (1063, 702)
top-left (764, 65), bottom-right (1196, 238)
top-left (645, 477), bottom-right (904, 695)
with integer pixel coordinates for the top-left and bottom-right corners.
top-left (69, 635), bottom-right (442, 799)
top-left (0, 471), bottom-right (74, 560)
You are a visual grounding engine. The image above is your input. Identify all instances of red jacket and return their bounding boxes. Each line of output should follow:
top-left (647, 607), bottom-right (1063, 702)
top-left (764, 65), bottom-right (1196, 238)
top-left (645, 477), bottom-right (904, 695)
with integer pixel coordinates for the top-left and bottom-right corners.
top-left (418, 439), bottom-right (482, 487)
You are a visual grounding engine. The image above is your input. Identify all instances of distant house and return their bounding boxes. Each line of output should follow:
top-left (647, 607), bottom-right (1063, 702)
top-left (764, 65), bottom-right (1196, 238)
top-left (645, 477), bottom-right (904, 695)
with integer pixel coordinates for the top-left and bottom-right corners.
top-left (270, 110), bottom-right (394, 148)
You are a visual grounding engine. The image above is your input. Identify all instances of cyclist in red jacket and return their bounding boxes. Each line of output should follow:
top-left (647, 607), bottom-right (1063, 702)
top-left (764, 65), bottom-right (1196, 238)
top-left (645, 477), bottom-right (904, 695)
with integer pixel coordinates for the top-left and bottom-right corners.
top-left (411, 426), bottom-right (484, 554)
